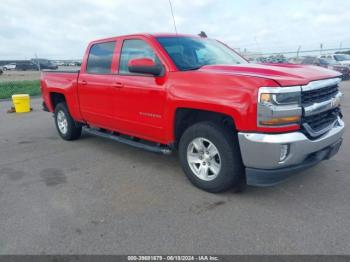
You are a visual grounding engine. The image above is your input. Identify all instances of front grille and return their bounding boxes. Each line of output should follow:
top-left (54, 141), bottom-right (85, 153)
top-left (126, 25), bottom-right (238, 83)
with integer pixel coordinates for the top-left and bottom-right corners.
top-left (301, 79), bottom-right (342, 138)
top-left (302, 108), bottom-right (340, 133)
top-left (301, 84), bottom-right (338, 105)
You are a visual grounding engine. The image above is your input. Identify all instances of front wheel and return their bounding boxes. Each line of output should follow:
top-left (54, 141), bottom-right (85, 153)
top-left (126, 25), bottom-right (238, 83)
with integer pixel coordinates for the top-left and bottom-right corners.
top-left (178, 122), bottom-right (244, 193)
top-left (54, 102), bottom-right (82, 140)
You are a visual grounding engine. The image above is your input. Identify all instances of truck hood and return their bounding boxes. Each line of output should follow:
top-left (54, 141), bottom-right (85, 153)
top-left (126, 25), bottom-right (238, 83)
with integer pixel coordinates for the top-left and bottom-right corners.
top-left (199, 63), bottom-right (341, 86)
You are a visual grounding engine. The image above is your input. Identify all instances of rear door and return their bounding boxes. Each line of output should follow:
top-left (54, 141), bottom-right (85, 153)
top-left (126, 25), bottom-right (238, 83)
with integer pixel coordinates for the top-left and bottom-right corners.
top-left (78, 41), bottom-right (117, 129)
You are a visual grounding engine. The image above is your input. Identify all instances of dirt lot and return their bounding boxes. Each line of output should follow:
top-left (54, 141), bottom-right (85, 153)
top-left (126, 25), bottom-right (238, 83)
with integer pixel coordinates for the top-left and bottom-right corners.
top-left (0, 81), bottom-right (349, 254)
top-left (0, 67), bottom-right (80, 82)
top-left (0, 70), bottom-right (41, 82)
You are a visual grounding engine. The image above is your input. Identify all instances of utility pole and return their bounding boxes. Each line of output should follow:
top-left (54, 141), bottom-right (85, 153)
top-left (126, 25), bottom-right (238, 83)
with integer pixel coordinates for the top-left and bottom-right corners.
top-left (35, 53), bottom-right (41, 71)
top-left (320, 43), bottom-right (323, 55)
top-left (296, 46), bottom-right (301, 58)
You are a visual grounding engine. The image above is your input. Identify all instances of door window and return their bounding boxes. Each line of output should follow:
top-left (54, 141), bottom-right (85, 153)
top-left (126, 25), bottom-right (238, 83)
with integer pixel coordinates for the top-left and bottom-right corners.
top-left (119, 39), bottom-right (161, 75)
top-left (86, 41), bottom-right (116, 74)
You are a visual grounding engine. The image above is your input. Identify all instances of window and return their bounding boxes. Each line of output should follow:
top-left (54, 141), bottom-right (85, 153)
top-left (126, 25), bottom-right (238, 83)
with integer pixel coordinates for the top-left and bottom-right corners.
top-left (334, 54), bottom-right (350, 61)
top-left (119, 39), bottom-right (160, 75)
top-left (86, 41), bottom-right (116, 74)
top-left (156, 37), bottom-right (247, 71)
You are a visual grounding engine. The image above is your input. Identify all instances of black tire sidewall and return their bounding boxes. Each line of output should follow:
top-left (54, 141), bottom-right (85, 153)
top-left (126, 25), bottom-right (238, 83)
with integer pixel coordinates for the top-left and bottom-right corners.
top-left (54, 103), bottom-right (81, 140)
top-left (179, 122), bottom-right (243, 193)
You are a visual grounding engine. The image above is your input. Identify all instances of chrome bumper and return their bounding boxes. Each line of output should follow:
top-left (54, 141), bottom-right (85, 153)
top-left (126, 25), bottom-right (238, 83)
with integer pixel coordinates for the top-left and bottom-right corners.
top-left (238, 118), bottom-right (345, 185)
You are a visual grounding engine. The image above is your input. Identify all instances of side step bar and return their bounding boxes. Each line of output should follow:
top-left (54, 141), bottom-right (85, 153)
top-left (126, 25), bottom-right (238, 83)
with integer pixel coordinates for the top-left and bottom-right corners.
top-left (83, 127), bottom-right (172, 155)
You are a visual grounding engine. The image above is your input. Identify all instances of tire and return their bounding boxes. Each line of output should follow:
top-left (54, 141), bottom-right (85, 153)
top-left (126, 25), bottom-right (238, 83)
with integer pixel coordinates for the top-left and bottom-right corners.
top-left (178, 121), bottom-right (244, 193)
top-left (3, 67), bottom-right (7, 71)
top-left (54, 102), bottom-right (82, 140)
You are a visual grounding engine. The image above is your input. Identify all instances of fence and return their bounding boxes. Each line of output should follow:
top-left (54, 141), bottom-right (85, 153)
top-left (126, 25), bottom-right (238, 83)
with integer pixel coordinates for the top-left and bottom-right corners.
top-left (239, 47), bottom-right (350, 60)
top-left (0, 80), bottom-right (40, 100)
top-left (0, 62), bottom-right (78, 99)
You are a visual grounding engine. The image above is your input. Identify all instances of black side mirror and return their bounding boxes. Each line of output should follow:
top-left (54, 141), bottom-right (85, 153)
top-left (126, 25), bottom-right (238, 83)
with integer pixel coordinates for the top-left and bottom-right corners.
top-left (128, 58), bottom-right (163, 76)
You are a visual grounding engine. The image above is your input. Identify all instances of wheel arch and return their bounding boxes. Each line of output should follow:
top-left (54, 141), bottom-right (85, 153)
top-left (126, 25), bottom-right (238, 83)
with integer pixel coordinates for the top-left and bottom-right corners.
top-left (173, 107), bottom-right (238, 148)
top-left (49, 92), bottom-right (66, 110)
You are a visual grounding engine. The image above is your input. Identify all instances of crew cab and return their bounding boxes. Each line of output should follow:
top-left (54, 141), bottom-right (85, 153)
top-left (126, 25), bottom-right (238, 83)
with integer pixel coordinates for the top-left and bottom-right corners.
top-left (41, 33), bottom-right (345, 192)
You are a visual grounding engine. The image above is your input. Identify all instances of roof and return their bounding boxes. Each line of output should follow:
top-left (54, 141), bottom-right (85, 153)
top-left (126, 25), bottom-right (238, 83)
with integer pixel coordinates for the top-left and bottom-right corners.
top-left (150, 33), bottom-right (200, 38)
top-left (89, 33), bottom-right (201, 44)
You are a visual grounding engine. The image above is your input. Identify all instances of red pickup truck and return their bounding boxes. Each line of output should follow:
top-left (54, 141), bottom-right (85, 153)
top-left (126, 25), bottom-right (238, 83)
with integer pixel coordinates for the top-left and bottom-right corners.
top-left (41, 33), bottom-right (345, 192)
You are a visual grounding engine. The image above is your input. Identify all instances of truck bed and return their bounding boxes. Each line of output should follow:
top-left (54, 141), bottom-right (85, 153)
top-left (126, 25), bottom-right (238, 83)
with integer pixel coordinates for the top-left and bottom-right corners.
top-left (41, 70), bottom-right (81, 118)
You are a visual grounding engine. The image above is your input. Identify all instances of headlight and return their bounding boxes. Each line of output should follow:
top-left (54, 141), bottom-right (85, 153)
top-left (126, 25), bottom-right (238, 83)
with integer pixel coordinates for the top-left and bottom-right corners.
top-left (260, 92), bottom-right (300, 105)
top-left (258, 86), bottom-right (302, 127)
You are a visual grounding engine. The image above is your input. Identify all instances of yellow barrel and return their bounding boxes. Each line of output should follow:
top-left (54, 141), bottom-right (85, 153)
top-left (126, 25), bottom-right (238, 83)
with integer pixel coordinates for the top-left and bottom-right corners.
top-left (12, 94), bottom-right (30, 113)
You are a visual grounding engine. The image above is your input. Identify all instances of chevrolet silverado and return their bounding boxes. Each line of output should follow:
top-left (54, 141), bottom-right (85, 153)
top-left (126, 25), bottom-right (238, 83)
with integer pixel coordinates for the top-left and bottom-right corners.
top-left (41, 33), bottom-right (345, 192)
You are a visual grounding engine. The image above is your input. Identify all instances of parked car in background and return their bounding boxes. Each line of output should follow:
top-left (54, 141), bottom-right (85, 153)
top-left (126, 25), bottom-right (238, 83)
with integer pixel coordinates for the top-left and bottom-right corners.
top-left (320, 54), bottom-right (350, 67)
top-left (15, 61), bottom-right (39, 71)
top-left (31, 59), bottom-right (58, 70)
top-left (54, 61), bottom-right (65, 66)
top-left (39, 62), bottom-right (58, 70)
top-left (319, 58), bottom-right (350, 80)
top-left (291, 56), bottom-right (350, 80)
top-left (2, 63), bottom-right (16, 70)
top-left (257, 54), bottom-right (288, 63)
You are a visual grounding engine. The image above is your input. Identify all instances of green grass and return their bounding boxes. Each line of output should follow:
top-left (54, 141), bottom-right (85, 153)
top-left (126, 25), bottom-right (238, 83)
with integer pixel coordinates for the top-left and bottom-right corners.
top-left (0, 80), bottom-right (41, 99)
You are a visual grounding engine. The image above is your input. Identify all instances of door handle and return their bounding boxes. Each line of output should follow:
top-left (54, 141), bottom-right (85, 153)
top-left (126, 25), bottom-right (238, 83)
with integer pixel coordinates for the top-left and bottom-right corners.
top-left (81, 80), bottom-right (88, 85)
top-left (112, 82), bottom-right (124, 88)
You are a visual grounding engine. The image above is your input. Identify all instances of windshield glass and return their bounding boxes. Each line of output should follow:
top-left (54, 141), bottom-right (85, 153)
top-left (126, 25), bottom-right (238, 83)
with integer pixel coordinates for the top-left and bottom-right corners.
top-left (334, 54), bottom-right (350, 61)
top-left (156, 36), bottom-right (247, 71)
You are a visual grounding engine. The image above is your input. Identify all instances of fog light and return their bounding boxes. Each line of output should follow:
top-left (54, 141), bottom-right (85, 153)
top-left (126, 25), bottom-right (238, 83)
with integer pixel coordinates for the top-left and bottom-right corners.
top-left (279, 144), bottom-right (289, 162)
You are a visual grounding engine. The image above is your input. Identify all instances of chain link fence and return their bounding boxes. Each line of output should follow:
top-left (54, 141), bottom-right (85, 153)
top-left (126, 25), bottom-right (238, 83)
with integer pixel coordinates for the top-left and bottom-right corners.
top-left (0, 66), bottom-right (41, 99)
top-left (0, 80), bottom-right (40, 100)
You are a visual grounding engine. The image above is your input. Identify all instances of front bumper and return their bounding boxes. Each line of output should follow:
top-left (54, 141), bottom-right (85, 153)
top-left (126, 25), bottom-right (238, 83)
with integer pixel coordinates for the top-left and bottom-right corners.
top-left (238, 118), bottom-right (345, 186)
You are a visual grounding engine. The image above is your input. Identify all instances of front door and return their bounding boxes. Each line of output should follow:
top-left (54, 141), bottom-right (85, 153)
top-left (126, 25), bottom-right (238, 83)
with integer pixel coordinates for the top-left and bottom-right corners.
top-left (113, 38), bottom-right (167, 142)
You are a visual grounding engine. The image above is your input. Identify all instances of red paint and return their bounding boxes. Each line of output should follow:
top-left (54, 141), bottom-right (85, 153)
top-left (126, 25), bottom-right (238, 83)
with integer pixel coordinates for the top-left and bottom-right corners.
top-left (41, 33), bottom-right (341, 145)
top-left (128, 58), bottom-right (156, 68)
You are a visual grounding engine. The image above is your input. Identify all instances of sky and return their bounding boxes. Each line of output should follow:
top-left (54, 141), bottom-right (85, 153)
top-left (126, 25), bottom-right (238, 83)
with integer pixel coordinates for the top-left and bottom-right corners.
top-left (1, 0), bottom-right (350, 60)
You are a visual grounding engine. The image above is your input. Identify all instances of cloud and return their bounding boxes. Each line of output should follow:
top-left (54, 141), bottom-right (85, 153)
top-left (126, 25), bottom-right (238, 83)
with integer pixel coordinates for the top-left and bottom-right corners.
top-left (0, 0), bottom-right (349, 59)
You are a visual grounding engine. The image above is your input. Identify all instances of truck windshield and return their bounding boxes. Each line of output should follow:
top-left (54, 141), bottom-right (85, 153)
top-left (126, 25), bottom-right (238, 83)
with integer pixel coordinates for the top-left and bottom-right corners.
top-left (156, 36), bottom-right (247, 71)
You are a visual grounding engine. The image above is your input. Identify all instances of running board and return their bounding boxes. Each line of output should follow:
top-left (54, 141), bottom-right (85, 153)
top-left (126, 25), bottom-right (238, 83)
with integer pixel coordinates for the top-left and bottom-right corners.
top-left (83, 127), bottom-right (172, 155)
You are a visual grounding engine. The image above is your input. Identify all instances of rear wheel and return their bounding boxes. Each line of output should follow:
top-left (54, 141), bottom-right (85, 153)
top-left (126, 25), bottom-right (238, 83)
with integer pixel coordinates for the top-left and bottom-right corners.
top-left (54, 102), bottom-right (82, 140)
top-left (179, 121), bottom-right (244, 193)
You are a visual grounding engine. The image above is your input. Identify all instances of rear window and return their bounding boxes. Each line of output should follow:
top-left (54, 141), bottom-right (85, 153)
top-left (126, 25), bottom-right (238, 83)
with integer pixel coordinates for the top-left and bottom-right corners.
top-left (86, 41), bottom-right (116, 74)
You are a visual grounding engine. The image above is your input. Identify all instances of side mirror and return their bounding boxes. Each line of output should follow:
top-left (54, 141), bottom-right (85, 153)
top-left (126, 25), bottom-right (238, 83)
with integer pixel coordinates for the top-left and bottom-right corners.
top-left (128, 58), bottom-right (163, 76)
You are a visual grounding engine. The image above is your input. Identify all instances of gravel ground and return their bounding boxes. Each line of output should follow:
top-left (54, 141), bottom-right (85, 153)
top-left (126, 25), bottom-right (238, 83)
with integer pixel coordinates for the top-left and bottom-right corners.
top-left (0, 66), bottom-right (79, 82)
top-left (0, 81), bottom-right (349, 255)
